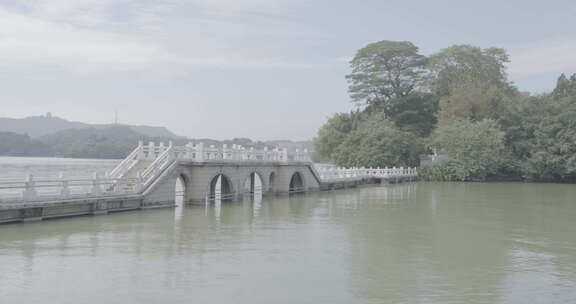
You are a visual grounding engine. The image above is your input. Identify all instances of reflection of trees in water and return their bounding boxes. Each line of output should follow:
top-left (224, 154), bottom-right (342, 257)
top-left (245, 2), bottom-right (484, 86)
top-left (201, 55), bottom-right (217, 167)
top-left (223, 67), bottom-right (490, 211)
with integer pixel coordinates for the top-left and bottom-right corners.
top-left (344, 182), bottom-right (576, 303)
top-left (342, 182), bottom-right (508, 303)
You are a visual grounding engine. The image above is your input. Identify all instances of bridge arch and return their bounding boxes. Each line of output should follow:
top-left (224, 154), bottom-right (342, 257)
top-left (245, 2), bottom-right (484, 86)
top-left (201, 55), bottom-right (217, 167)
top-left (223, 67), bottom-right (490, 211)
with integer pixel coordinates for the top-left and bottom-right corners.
top-left (208, 173), bottom-right (234, 202)
top-left (175, 172), bottom-right (192, 206)
top-left (289, 171), bottom-right (305, 194)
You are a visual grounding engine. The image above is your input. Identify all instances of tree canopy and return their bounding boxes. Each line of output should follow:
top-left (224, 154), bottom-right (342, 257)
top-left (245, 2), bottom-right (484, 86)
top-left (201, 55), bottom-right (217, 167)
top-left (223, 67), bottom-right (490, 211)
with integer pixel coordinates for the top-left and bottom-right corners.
top-left (423, 119), bottom-right (509, 181)
top-left (314, 111), bottom-right (362, 161)
top-left (346, 41), bottom-right (428, 109)
top-left (552, 73), bottom-right (576, 100)
top-left (428, 45), bottom-right (512, 97)
top-left (331, 113), bottom-right (422, 168)
top-left (316, 39), bottom-right (576, 183)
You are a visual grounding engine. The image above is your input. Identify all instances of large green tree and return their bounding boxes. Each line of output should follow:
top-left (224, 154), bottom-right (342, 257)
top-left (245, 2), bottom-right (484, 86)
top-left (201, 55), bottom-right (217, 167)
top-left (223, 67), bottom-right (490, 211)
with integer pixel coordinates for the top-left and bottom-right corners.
top-left (423, 119), bottom-right (509, 181)
top-left (314, 111), bottom-right (362, 161)
top-left (519, 95), bottom-right (576, 181)
top-left (428, 45), bottom-right (511, 97)
top-left (315, 41), bottom-right (576, 184)
top-left (428, 45), bottom-right (516, 122)
top-left (437, 83), bottom-right (512, 122)
top-left (332, 113), bottom-right (423, 168)
top-left (384, 92), bottom-right (439, 137)
top-left (551, 73), bottom-right (576, 100)
top-left (346, 40), bottom-right (428, 109)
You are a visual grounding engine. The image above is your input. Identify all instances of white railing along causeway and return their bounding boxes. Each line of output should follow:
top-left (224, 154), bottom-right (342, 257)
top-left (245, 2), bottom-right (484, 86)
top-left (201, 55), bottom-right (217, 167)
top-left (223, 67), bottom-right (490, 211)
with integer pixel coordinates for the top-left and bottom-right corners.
top-left (314, 164), bottom-right (417, 182)
top-left (0, 173), bottom-right (139, 205)
top-left (0, 142), bottom-right (417, 204)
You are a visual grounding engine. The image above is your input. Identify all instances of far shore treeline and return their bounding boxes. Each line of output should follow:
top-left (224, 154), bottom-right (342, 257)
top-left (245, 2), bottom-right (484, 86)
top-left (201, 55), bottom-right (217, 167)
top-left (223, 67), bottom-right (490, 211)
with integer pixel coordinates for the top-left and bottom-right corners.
top-left (314, 41), bottom-right (576, 183)
top-left (0, 124), bottom-right (312, 160)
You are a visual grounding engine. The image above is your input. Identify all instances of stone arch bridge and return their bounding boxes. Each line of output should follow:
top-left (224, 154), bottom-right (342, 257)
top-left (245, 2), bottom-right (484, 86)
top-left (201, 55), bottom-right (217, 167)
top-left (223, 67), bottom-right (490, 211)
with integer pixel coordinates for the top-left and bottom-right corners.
top-left (147, 159), bottom-right (319, 206)
top-left (0, 142), bottom-right (417, 223)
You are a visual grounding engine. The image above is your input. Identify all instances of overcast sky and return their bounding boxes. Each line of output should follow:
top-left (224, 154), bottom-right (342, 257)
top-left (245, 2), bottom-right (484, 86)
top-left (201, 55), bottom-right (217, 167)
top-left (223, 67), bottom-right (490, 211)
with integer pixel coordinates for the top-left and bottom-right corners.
top-left (1, 0), bottom-right (575, 140)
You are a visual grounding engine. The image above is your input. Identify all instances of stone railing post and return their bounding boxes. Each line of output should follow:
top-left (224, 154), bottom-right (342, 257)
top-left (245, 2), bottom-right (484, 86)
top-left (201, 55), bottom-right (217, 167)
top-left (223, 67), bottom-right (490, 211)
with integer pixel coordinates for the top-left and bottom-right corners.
top-left (282, 148), bottom-right (288, 163)
top-left (22, 174), bottom-right (37, 201)
top-left (137, 140), bottom-right (145, 159)
top-left (167, 141), bottom-right (175, 160)
top-left (134, 171), bottom-right (144, 193)
top-left (60, 172), bottom-right (70, 197)
top-left (197, 143), bottom-right (205, 162)
top-left (185, 142), bottom-right (193, 160)
top-left (91, 172), bottom-right (102, 195)
top-left (230, 144), bottom-right (237, 160)
top-left (158, 142), bottom-right (166, 157)
top-left (147, 141), bottom-right (155, 160)
top-left (208, 145), bottom-right (215, 160)
top-left (222, 144), bottom-right (228, 160)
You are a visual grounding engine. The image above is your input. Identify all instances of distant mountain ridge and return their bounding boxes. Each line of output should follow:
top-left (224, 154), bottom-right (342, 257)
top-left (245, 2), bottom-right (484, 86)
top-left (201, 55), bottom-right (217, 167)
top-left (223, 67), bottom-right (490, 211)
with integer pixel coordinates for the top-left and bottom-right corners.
top-left (0, 114), bottom-right (178, 138)
top-left (0, 115), bottom-right (315, 159)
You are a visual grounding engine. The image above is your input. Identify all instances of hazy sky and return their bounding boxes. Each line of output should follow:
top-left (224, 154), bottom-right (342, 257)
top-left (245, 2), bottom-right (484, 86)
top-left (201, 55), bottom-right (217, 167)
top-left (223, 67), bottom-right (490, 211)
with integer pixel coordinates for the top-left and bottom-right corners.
top-left (1, 0), bottom-right (575, 140)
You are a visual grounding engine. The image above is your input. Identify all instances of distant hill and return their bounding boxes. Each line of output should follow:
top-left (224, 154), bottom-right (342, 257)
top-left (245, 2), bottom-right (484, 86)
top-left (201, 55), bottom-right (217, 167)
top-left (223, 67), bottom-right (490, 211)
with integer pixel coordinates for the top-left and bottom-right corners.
top-left (0, 114), bottom-right (178, 138)
top-left (38, 125), bottom-right (176, 159)
top-left (0, 115), bottom-right (314, 159)
top-left (0, 132), bottom-right (52, 157)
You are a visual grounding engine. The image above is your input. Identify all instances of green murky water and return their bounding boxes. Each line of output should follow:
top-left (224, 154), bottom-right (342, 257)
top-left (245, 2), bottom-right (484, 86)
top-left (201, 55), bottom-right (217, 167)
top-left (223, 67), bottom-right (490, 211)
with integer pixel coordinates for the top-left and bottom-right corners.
top-left (1, 182), bottom-right (576, 303)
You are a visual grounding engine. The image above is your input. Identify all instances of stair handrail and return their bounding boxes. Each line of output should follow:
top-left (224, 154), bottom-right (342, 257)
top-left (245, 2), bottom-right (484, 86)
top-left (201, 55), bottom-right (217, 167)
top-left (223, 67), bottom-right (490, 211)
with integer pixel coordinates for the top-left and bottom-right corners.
top-left (109, 142), bottom-right (143, 178)
top-left (140, 143), bottom-right (176, 188)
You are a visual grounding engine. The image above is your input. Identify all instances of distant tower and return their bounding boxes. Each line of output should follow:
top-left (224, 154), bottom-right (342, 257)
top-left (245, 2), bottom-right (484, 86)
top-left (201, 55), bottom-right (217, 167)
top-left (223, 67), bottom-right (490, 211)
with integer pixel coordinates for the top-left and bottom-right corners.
top-left (114, 110), bottom-right (118, 125)
top-left (46, 112), bottom-right (52, 118)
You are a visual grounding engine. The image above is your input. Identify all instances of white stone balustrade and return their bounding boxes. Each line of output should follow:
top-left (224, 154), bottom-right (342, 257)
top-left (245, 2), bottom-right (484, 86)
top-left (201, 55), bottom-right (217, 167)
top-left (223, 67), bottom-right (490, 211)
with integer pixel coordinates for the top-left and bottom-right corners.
top-left (125, 141), bottom-right (300, 166)
top-left (1, 142), bottom-right (417, 204)
top-left (313, 164), bottom-right (417, 182)
top-left (0, 173), bottom-right (141, 204)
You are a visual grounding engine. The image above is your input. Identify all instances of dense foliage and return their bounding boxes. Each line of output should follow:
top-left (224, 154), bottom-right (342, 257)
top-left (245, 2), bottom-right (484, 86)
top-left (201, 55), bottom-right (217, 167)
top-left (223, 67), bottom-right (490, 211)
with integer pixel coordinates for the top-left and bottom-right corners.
top-left (315, 39), bottom-right (576, 182)
top-left (420, 119), bottom-right (510, 181)
top-left (332, 113), bottom-right (423, 167)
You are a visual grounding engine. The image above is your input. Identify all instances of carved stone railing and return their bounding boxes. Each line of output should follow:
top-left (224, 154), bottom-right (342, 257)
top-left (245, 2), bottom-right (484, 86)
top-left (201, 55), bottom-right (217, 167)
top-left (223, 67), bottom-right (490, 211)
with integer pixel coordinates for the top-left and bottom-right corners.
top-left (171, 142), bottom-right (298, 162)
top-left (0, 143), bottom-right (417, 204)
top-left (313, 164), bottom-right (418, 182)
top-left (0, 173), bottom-right (140, 204)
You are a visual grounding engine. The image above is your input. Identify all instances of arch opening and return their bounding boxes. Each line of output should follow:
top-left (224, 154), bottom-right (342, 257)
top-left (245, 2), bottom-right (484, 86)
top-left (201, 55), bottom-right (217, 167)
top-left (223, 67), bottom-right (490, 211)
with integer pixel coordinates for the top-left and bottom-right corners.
top-left (175, 174), bottom-right (189, 206)
top-left (209, 174), bottom-right (234, 202)
top-left (289, 172), bottom-right (305, 194)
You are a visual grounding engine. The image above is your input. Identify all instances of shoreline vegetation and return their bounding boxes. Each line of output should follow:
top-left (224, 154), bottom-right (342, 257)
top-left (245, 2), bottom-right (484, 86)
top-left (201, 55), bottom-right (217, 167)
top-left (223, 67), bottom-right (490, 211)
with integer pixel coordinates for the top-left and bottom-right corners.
top-left (314, 41), bottom-right (576, 183)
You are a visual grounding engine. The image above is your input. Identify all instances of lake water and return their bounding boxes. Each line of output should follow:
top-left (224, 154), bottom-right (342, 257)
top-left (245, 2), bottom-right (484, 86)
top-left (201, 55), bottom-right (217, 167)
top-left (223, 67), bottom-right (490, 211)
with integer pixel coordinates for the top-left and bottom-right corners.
top-left (0, 156), bottom-right (120, 180)
top-left (1, 158), bottom-right (576, 303)
top-left (0, 157), bottom-right (121, 198)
